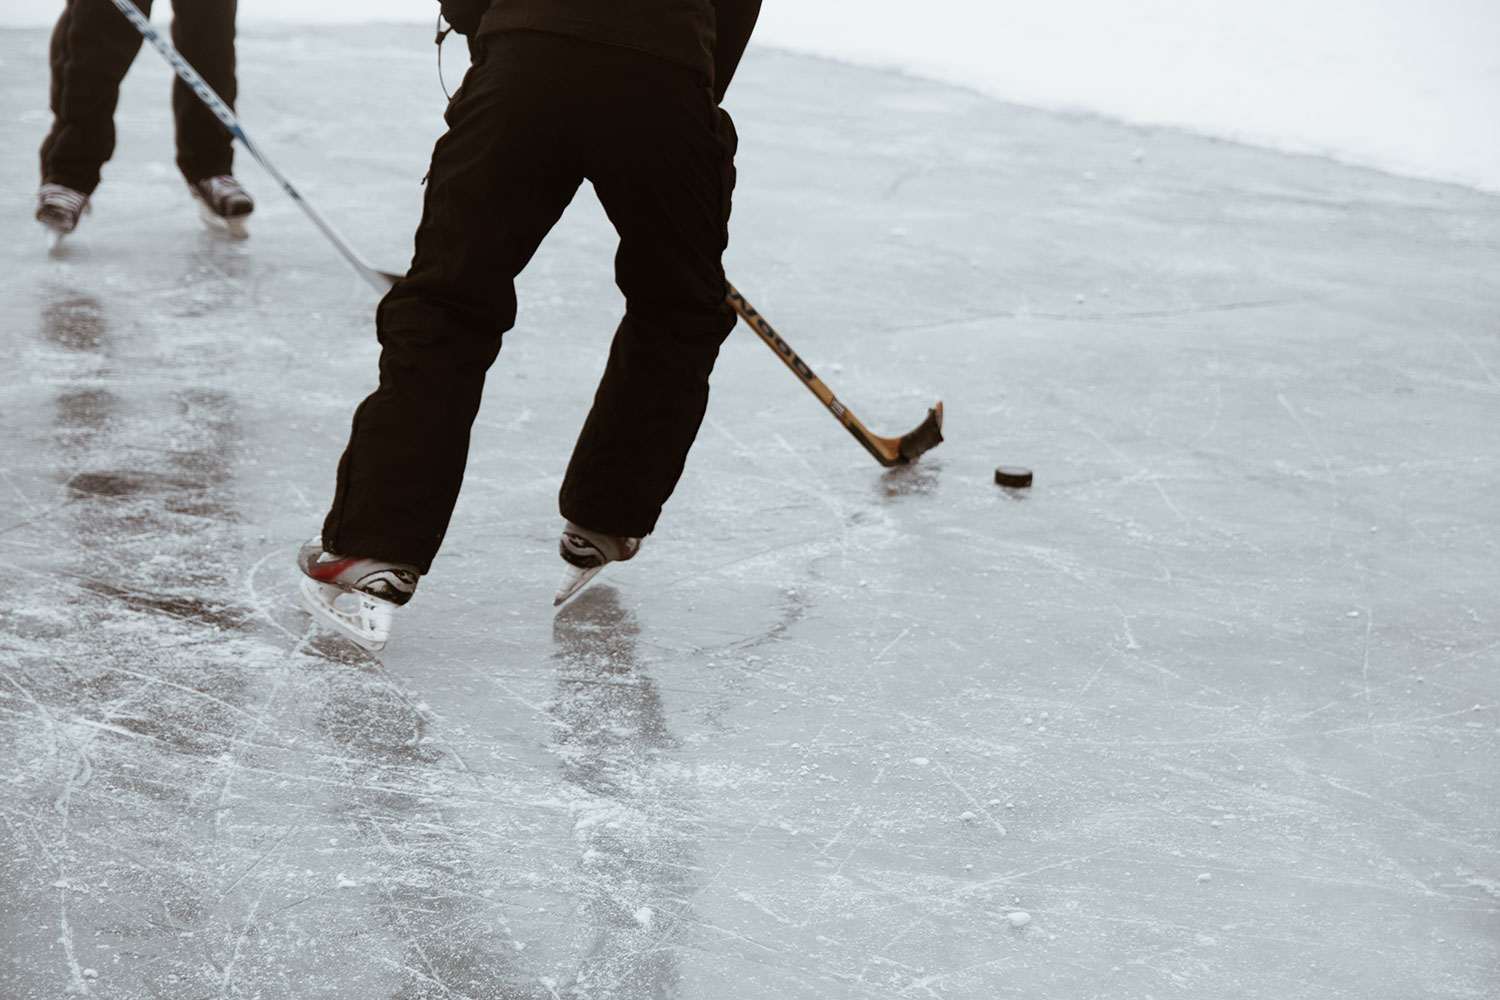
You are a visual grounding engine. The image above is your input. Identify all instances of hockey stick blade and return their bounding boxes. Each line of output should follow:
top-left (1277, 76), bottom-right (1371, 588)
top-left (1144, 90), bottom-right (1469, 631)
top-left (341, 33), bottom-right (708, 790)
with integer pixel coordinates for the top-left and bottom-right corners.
top-left (894, 402), bottom-right (945, 465)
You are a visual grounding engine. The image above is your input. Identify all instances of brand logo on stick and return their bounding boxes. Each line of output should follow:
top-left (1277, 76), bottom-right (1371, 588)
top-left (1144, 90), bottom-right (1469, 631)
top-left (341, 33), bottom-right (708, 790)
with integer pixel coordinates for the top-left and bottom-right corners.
top-left (730, 290), bottom-right (816, 383)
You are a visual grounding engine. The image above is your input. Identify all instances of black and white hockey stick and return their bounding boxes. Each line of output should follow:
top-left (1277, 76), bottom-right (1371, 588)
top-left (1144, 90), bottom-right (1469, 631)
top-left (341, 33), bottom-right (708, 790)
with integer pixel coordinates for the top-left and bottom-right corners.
top-left (727, 285), bottom-right (944, 467)
top-left (106, 0), bottom-right (399, 294)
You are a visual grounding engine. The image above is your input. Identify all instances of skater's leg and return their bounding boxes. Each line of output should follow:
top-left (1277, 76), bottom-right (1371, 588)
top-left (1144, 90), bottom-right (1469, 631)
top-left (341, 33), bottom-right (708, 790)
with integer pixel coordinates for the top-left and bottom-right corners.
top-left (39, 0), bottom-right (154, 193)
top-left (560, 51), bottom-right (738, 537)
top-left (168, 0), bottom-right (237, 183)
top-left (323, 35), bottom-right (585, 572)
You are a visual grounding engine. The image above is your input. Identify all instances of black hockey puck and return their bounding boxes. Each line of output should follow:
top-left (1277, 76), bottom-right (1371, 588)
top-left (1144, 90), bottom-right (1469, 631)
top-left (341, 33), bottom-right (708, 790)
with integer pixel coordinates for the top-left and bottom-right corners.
top-left (994, 466), bottom-right (1033, 488)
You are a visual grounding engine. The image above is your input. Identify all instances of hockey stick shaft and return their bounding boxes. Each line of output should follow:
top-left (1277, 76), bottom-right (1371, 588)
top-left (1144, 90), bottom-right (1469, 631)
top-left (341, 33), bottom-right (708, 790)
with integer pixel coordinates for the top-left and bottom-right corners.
top-left (726, 284), bottom-right (943, 467)
top-left (106, 0), bottom-right (395, 294)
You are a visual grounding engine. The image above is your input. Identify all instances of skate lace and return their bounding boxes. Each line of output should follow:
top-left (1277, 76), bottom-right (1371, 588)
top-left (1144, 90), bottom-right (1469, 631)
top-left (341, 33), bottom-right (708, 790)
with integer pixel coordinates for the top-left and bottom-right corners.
top-left (39, 184), bottom-right (87, 215)
top-left (195, 175), bottom-right (250, 212)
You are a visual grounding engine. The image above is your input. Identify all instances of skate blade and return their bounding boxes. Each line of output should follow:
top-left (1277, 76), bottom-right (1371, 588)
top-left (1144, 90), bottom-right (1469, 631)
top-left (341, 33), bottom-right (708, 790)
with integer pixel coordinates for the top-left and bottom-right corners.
top-left (198, 201), bottom-right (249, 239)
top-left (298, 576), bottom-right (393, 650)
top-left (553, 564), bottom-right (605, 607)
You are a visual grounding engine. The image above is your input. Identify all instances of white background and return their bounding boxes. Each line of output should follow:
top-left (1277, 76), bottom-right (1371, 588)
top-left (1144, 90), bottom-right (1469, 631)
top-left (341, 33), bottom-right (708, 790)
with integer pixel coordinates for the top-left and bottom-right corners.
top-left (4, 0), bottom-right (1499, 190)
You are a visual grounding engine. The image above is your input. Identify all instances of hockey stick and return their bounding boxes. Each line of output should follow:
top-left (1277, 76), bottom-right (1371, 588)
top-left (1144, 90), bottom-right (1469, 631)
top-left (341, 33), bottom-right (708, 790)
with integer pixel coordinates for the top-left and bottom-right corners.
top-left (727, 284), bottom-right (944, 467)
top-left (106, 0), bottom-right (399, 294)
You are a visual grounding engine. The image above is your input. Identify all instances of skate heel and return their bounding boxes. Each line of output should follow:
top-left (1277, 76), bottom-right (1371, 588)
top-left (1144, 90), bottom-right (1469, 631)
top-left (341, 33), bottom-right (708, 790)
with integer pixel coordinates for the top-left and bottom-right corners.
top-left (198, 200), bottom-right (249, 239)
top-left (298, 576), bottom-right (395, 651)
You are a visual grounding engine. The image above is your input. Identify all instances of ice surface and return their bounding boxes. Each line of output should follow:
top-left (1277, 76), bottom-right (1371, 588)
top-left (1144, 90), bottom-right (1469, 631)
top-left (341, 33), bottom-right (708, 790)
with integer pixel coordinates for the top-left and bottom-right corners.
top-left (2, 23), bottom-right (1499, 1000)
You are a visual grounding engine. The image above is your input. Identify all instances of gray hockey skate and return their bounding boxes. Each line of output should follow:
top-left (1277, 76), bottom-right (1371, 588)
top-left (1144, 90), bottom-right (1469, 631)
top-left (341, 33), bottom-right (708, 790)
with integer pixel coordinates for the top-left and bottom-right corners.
top-left (189, 174), bottom-right (254, 238)
top-left (36, 183), bottom-right (89, 247)
top-left (554, 522), bottom-right (641, 607)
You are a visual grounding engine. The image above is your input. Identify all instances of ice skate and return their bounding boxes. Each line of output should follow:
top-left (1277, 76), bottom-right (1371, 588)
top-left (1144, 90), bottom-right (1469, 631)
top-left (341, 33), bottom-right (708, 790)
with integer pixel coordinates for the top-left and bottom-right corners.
top-left (296, 538), bottom-right (419, 650)
top-left (553, 521), bottom-right (641, 607)
top-left (188, 174), bottom-right (254, 238)
top-left (36, 183), bottom-right (89, 246)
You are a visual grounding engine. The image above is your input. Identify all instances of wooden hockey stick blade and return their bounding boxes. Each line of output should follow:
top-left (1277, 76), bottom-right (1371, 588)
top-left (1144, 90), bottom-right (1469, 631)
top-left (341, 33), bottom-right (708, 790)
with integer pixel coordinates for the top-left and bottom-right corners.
top-left (853, 400), bottom-right (944, 467)
top-left (893, 401), bottom-right (945, 464)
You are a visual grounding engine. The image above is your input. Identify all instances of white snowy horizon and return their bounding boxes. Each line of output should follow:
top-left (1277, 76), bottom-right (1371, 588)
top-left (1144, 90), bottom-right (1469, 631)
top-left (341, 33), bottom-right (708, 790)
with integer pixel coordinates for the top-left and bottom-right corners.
top-left (4, 0), bottom-right (1498, 193)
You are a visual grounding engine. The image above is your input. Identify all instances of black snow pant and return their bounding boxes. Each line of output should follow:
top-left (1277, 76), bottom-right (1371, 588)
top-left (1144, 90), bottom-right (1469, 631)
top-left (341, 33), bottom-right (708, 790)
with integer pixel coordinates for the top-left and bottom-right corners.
top-left (40, 0), bottom-right (239, 193)
top-left (322, 31), bottom-right (739, 574)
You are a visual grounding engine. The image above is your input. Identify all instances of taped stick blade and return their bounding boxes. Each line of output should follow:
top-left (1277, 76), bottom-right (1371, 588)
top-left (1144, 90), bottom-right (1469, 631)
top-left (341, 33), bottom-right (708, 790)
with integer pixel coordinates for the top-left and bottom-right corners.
top-left (896, 402), bottom-right (945, 464)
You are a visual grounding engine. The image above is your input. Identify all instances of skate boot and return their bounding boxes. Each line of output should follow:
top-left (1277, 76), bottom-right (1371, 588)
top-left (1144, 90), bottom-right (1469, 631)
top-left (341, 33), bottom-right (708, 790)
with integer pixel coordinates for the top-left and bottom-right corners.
top-left (296, 538), bottom-right (419, 650)
top-left (554, 521), bottom-right (640, 607)
top-left (188, 174), bottom-right (254, 238)
top-left (36, 183), bottom-right (89, 240)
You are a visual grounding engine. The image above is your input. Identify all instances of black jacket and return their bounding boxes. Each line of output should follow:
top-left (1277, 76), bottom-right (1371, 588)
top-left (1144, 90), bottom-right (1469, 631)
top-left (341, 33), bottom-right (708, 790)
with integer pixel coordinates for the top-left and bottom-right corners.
top-left (441, 0), bottom-right (761, 100)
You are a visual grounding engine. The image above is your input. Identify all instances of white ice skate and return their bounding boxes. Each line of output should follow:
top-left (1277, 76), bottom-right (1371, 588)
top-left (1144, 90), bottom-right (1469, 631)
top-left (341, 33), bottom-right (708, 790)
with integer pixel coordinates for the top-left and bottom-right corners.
top-left (296, 539), bottom-right (419, 650)
top-left (554, 522), bottom-right (641, 607)
top-left (189, 174), bottom-right (254, 238)
top-left (36, 183), bottom-right (89, 249)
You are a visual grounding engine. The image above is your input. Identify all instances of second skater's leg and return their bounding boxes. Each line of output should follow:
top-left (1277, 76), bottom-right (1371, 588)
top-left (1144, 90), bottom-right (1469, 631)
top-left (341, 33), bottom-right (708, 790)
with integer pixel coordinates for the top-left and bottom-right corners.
top-left (37, 0), bottom-right (157, 237)
top-left (169, 0), bottom-right (253, 234)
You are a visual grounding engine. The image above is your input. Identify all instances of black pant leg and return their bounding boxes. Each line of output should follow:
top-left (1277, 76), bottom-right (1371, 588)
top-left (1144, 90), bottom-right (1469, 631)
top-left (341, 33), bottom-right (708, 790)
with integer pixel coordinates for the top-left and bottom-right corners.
top-left (169, 0), bottom-right (238, 182)
top-left (322, 37), bottom-right (586, 572)
top-left (39, 0), bottom-right (155, 193)
top-left (559, 49), bottom-right (738, 538)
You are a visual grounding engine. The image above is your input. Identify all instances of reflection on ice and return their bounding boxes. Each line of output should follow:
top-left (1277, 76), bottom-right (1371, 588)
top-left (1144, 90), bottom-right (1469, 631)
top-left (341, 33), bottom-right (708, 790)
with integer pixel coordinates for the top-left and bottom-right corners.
top-left (877, 455), bottom-right (942, 500)
top-left (53, 387), bottom-right (118, 454)
top-left (65, 469), bottom-right (209, 498)
top-left (551, 587), bottom-right (692, 998)
top-left (41, 293), bottom-right (107, 352)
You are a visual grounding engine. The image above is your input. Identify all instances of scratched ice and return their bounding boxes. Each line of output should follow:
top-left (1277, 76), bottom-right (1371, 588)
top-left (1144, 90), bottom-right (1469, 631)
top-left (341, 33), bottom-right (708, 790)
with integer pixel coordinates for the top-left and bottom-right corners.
top-left (2, 24), bottom-right (1498, 1000)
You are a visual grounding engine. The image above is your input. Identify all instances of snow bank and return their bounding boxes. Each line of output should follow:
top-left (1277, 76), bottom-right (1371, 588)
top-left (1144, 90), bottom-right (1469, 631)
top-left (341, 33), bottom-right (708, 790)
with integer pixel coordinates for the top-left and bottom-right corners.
top-left (751, 0), bottom-right (1500, 193)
